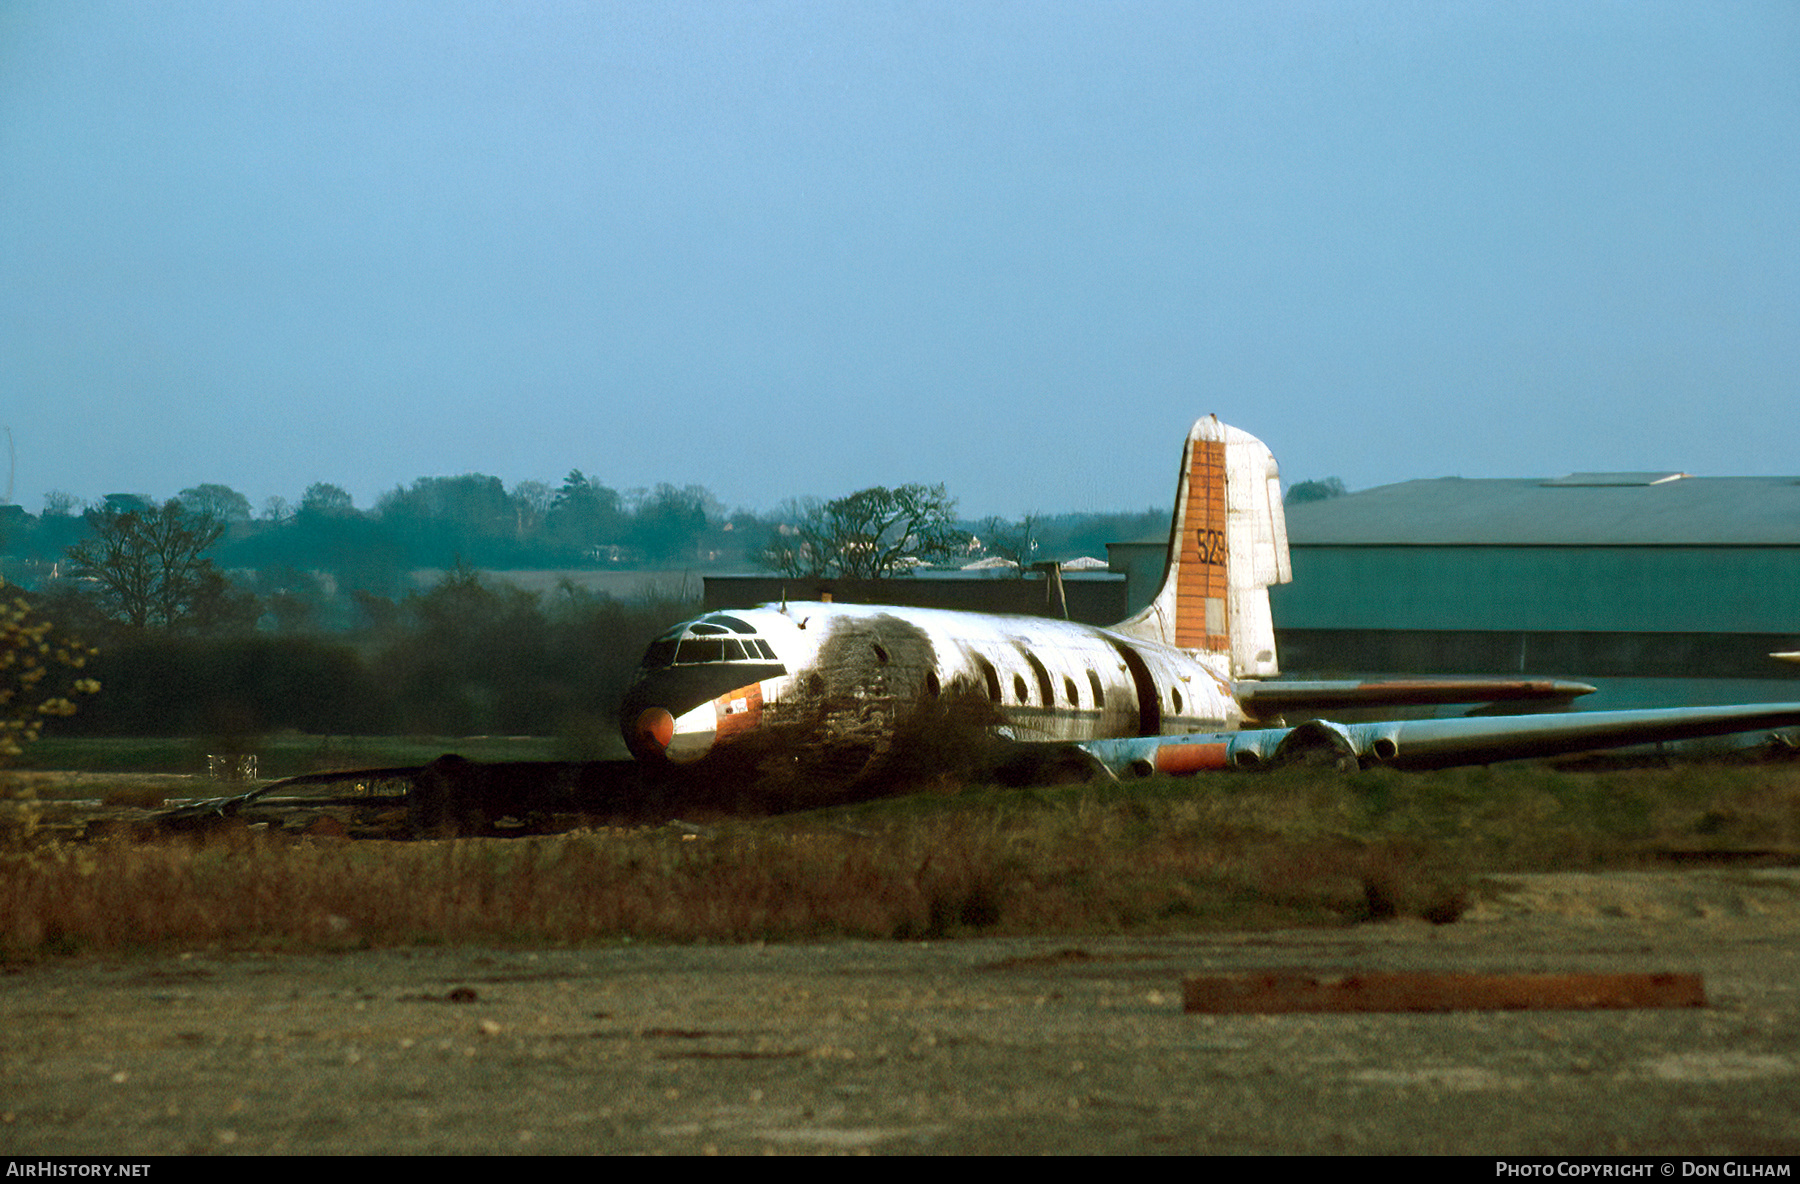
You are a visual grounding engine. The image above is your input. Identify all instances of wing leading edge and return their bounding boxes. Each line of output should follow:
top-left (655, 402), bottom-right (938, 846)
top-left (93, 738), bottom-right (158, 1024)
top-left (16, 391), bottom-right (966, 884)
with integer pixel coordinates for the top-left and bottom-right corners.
top-left (1233, 678), bottom-right (1596, 719)
top-left (1077, 702), bottom-right (1800, 777)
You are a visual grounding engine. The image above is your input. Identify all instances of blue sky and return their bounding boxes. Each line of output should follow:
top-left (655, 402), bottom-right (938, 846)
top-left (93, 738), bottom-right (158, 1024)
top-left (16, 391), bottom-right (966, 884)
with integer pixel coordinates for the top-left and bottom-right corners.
top-left (3, 1), bottom-right (1795, 519)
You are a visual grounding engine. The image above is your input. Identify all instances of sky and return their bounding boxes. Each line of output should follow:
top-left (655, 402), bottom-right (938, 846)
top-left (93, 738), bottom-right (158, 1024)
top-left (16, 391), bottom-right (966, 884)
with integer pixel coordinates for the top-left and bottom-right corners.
top-left (2, 0), bottom-right (1796, 521)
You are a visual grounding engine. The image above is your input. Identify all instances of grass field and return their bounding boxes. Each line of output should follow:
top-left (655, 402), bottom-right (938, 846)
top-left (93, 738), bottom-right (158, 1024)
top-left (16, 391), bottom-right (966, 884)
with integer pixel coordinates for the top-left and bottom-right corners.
top-left (5, 737), bottom-right (1800, 957)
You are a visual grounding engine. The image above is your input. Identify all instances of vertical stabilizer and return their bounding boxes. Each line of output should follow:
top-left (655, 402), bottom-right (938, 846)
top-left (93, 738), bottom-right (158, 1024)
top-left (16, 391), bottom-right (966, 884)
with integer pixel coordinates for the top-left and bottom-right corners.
top-left (1111, 416), bottom-right (1292, 677)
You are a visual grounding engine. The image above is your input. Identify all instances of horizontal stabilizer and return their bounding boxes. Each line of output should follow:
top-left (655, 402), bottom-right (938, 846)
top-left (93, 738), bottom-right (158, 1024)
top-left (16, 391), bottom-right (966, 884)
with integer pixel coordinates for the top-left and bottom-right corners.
top-left (1234, 678), bottom-right (1596, 718)
top-left (1078, 702), bottom-right (1800, 777)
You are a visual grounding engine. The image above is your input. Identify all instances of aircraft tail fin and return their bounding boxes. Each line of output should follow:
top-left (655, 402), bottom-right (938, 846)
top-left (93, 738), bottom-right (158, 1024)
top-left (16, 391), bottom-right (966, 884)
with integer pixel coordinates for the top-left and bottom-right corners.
top-left (1111, 416), bottom-right (1292, 677)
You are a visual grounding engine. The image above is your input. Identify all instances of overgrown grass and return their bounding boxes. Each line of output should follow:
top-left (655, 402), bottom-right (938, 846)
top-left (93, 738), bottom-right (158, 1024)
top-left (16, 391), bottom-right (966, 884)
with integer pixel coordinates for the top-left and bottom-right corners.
top-left (4, 756), bottom-right (1798, 957)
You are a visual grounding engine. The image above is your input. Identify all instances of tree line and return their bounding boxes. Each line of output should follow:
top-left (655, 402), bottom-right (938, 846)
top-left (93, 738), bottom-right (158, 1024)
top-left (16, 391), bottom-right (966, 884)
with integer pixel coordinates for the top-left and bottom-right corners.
top-left (10, 473), bottom-right (737, 588)
top-left (46, 571), bottom-right (700, 747)
top-left (2, 472), bottom-right (1167, 629)
top-left (0, 469), bottom-right (1170, 741)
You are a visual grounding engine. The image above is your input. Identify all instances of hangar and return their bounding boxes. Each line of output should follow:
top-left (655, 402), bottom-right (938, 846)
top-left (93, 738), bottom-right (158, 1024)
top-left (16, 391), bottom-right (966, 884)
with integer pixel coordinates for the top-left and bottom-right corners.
top-left (1115, 472), bottom-right (1800, 711)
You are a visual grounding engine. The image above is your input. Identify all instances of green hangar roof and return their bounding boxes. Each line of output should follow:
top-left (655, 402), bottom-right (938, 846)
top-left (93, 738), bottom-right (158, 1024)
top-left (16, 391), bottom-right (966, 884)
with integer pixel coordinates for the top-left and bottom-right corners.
top-left (1284, 475), bottom-right (1800, 547)
top-left (1270, 474), bottom-right (1800, 637)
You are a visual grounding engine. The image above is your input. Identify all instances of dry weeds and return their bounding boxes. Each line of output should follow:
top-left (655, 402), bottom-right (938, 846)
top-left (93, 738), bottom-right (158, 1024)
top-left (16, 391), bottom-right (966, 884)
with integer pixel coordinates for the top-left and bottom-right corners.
top-left (3, 757), bottom-right (1798, 957)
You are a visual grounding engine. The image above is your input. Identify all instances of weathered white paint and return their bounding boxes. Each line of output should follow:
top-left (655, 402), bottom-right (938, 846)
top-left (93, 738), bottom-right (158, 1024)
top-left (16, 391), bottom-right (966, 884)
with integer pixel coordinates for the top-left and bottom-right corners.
top-left (627, 600), bottom-right (1244, 764)
top-left (624, 414), bottom-right (1277, 766)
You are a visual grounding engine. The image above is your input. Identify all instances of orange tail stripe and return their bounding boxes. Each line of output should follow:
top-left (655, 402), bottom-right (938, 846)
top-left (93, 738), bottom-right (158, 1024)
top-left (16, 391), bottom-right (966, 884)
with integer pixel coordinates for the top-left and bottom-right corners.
top-left (1175, 439), bottom-right (1228, 650)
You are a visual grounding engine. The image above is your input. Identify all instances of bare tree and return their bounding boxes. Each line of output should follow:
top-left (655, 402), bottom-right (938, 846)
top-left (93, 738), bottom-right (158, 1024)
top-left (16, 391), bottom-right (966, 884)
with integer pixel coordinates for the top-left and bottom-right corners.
top-left (65, 501), bottom-right (241, 630)
top-left (762, 484), bottom-right (963, 578)
top-left (976, 513), bottom-right (1040, 571)
top-left (41, 491), bottom-right (81, 518)
top-left (509, 479), bottom-right (555, 538)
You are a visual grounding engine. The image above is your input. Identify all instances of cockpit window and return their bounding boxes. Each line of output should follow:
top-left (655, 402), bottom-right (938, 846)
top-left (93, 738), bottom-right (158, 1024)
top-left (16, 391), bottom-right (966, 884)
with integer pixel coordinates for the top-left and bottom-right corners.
top-left (703, 614), bottom-right (756, 634)
top-left (639, 619), bottom-right (780, 668)
top-left (675, 638), bottom-right (726, 664)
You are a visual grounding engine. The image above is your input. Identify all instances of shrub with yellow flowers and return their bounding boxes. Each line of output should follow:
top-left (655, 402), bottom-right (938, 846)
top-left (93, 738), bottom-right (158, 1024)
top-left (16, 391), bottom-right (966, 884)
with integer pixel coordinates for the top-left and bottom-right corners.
top-left (0, 594), bottom-right (99, 761)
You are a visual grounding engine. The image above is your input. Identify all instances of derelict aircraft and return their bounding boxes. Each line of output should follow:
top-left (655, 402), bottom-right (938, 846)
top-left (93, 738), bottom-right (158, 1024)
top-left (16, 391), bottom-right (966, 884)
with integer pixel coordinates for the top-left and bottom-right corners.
top-left (622, 415), bottom-right (1800, 782)
top-left (163, 415), bottom-right (1800, 831)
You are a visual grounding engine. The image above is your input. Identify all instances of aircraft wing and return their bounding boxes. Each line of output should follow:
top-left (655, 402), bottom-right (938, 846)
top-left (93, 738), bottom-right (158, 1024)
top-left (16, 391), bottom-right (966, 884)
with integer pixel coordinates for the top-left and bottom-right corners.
top-left (1233, 678), bottom-right (1595, 718)
top-left (155, 765), bottom-right (427, 828)
top-left (1077, 702), bottom-right (1800, 777)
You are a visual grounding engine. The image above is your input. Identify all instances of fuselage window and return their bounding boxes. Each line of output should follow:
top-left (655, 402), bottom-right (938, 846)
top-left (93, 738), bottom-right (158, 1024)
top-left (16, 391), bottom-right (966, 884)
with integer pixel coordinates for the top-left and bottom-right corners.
top-left (924, 670), bottom-right (941, 698)
top-left (1013, 673), bottom-right (1029, 704)
top-left (1023, 651), bottom-right (1054, 708)
top-left (1063, 676), bottom-right (1079, 707)
top-left (872, 643), bottom-right (890, 665)
top-left (1087, 670), bottom-right (1105, 709)
top-left (1171, 686), bottom-right (1183, 715)
top-left (974, 655), bottom-right (1001, 703)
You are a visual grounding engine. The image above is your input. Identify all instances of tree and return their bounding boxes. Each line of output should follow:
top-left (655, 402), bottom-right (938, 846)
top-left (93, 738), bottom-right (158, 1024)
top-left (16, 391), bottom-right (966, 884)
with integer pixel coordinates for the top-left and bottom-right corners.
top-left (177, 483), bottom-right (252, 523)
top-left (509, 479), bottom-right (555, 538)
top-left (1285, 477), bottom-right (1347, 506)
top-left (761, 484), bottom-right (963, 578)
top-left (65, 501), bottom-right (251, 631)
top-left (375, 474), bottom-right (515, 566)
top-left (545, 470), bottom-right (625, 554)
top-left (41, 491), bottom-right (80, 519)
top-left (631, 483), bottom-right (711, 563)
top-left (299, 482), bottom-right (355, 518)
top-left (977, 513), bottom-right (1040, 571)
top-left (377, 475), bottom-right (511, 535)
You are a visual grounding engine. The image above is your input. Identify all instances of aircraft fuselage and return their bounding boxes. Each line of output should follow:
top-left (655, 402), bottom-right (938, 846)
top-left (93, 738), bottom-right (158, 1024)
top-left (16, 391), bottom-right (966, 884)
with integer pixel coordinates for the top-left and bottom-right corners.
top-left (621, 601), bottom-right (1243, 770)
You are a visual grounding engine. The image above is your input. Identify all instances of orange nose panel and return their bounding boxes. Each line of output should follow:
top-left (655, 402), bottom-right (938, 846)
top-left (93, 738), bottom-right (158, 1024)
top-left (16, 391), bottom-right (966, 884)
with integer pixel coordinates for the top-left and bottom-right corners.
top-left (636, 707), bottom-right (675, 753)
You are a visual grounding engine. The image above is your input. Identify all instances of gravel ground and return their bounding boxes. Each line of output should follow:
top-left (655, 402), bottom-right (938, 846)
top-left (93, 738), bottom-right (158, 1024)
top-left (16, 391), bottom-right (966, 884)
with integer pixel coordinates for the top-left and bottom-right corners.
top-left (4, 869), bottom-right (1800, 1156)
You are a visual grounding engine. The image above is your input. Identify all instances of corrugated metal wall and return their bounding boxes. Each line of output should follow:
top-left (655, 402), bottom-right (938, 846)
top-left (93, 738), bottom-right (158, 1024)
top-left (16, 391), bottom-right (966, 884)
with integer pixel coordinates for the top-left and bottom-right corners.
top-left (1271, 546), bottom-right (1800, 633)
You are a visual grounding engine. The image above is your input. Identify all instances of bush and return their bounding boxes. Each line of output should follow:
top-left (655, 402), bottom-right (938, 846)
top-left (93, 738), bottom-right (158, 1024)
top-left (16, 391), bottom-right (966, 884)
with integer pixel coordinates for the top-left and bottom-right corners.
top-left (0, 594), bottom-right (99, 843)
top-left (0, 595), bottom-right (99, 761)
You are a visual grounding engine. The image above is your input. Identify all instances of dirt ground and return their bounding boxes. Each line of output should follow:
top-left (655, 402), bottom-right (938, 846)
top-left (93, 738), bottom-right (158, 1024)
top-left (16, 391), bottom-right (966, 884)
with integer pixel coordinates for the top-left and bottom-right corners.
top-left (4, 868), bottom-right (1800, 1156)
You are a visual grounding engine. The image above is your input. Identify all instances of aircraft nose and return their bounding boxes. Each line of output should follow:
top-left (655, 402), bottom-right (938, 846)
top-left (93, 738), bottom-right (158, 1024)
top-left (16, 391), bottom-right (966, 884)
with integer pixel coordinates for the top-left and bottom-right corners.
top-left (633, 703), bottom-right (716, 764)
top-left (634, 707), bottom-right (675, 755)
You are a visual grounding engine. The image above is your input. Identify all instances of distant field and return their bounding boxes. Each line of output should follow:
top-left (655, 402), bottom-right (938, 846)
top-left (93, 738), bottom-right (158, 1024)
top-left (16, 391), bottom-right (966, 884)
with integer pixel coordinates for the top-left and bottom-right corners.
top-left (410, 567), bottom-right (707, 600)
top-left (14, 734), bottom-right (574, 782)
